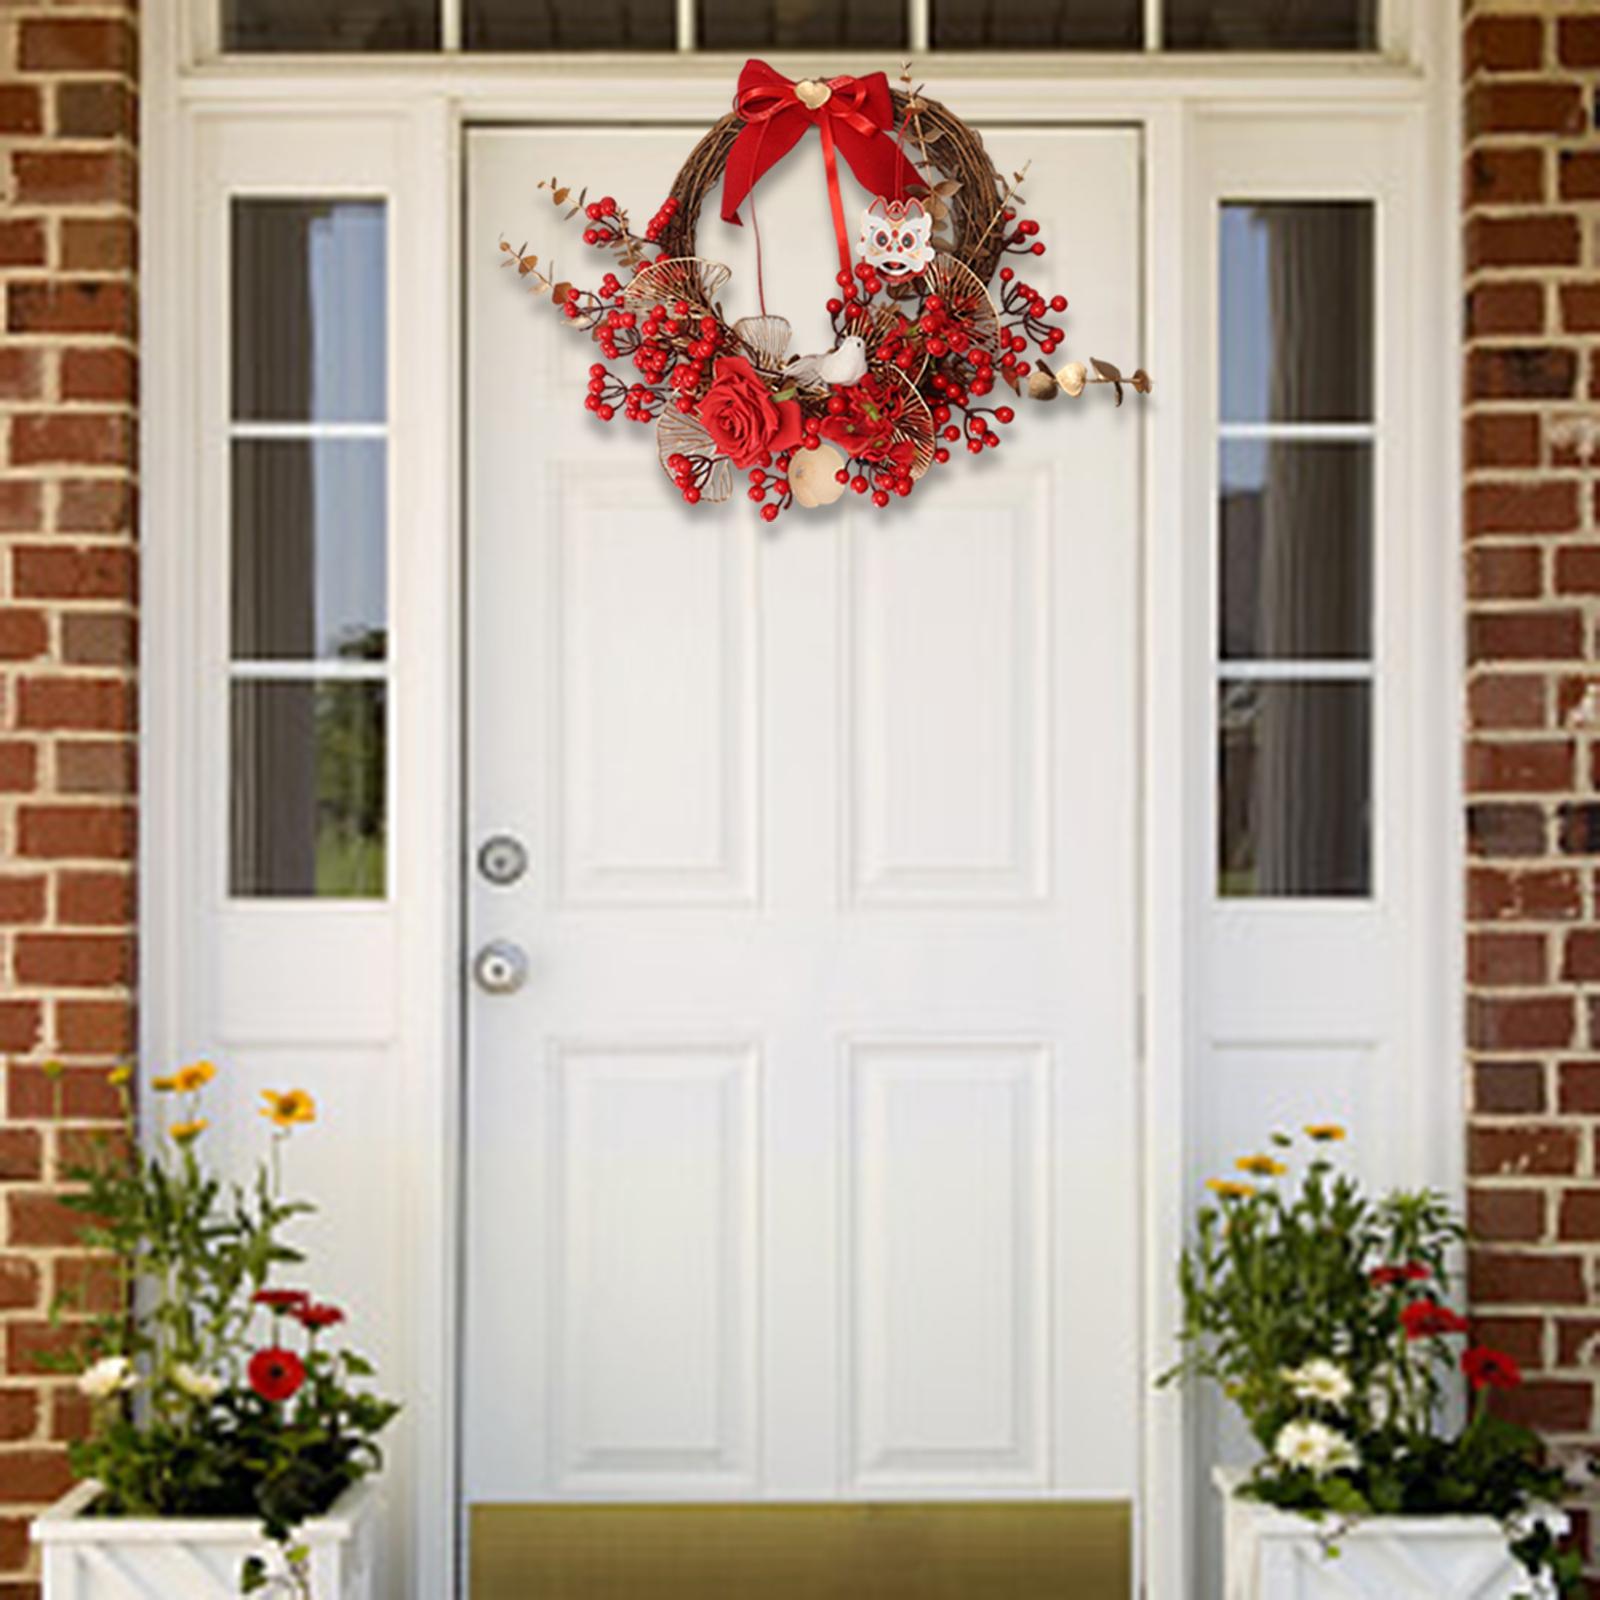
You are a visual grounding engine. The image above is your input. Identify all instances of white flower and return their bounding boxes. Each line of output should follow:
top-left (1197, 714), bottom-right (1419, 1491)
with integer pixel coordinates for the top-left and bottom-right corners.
top-left (171, 1363), bottom-right (223, 1402)
top-left (1282, 1358), bottom-right (1355, 1410)
top-left (77, 1355), bottom-right (136, 1400)
top-left (1274, 1419), bottom-right (1360, 1478)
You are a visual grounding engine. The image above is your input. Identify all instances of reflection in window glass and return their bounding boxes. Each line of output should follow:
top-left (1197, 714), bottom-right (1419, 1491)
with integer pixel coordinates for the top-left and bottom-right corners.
top-left (1167, 0), bottom-right (1376, 50)
top-left (1219, 680), bottom-right (1370, 897)
top-left (1220, 440), bottom-right (1371, 661)
top-left (224, 0), bottom-right (437, 50)
top-left (466, 0), bottom-right (674, 49)
top-left (232, 440), bottom-right (388, 662)
top-left (700, 0), bottom-right (904, 49)
top-left (232, 201), bottom-right (387, 423)
top-left (932, 0), bottom-right (1140, 48)
top-left (231, 682), bottom-right (387, 898)
top-left (1219, 202), bottom-right (1373, 423)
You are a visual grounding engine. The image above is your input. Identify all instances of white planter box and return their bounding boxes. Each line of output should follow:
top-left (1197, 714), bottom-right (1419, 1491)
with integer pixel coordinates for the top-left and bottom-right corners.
top-left (1217, 1468), bottom-right (1566, 1600)
top-left (32, 1477), bottom-right (379, 1600)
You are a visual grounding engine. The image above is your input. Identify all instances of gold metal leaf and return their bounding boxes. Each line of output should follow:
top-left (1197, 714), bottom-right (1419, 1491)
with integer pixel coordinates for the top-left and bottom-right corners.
top-left (1026, 362), bottom-right (1059, 401)
top-left (922, 253), bottom-right (1002, 361)
top-left (655, 407), bottom-right (733, 504)
top-left (623, 257), bottom-right (732, 315)
top-left (731, 315), bottom-right (793, 375)
top-left (863, 302), bottom-right (927, 388)
top-left (882, 366), bottom-right (936, 481)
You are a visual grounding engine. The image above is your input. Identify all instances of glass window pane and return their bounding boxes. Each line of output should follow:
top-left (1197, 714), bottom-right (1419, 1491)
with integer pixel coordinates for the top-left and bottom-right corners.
top-left (932, 0), bottom-right (1140, 48)
top-left (232, 201), bottom-right (387, 423)
top-left (1220, 440), bottom-right (1371, 660)
top-left (1219, 680), bottom-right (1370, 897)
top-left (1220, 202), bottom-right (1373, 424)
top-left (1167, 0), bottom-right (1376, 50)
top-left (466, 0), bottom-right (673, 49)
top-left (223, 0), bottom-right (438, 50)
top-left (697, 0), bottom-right (903, 49)
top-left (231, 681), bottom-right (387, 898)
top-left (232, 440), bottom-right (388, 662)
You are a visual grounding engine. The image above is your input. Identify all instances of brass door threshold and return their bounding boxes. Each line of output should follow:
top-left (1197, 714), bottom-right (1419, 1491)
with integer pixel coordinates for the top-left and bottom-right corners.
top-left (471, 1500), bottom-right (1131, 1598)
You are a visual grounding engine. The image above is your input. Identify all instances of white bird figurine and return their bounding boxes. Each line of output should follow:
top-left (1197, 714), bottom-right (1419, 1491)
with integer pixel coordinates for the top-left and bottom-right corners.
top-left (784, 334), bottom-right (868, 388)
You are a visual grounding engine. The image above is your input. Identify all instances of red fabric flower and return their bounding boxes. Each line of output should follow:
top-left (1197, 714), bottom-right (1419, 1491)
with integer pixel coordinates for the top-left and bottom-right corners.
top-left (297, 1302), bottom-right (346, 1332)
top-left (819, 374), bottom-right (912, 463)
top-left (696, 356), bottom-right (802, 469)
top-left (1369, 1262), bottom-right (1430, 1288)
top-left (253, 1288), bottom-right (309, 1313)
top-left (1462, 1345), bottom-right (1523, 1391)
top-left (1400, 1299), bottom-right (1469, 1340)
top-left (248, 1347), bottom-right (306, 1403)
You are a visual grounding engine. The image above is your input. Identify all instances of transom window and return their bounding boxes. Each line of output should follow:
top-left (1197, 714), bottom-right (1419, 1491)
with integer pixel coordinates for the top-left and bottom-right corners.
top-left (220, 0), bottom-right (1383, 53)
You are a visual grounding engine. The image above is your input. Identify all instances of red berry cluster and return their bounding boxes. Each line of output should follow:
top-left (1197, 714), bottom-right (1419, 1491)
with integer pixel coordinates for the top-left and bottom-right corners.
top-left (586, 362), bottom-right (659, 424)
top-left (1001, 209), bottom-right (1047, 258)
top-left (746, 461), bottom-right (794, 524)
top-left (581, 195), bottom-right (621, 247)
top-left (997, 266), bottom-right (1068, 360)
top-left (643, 194), bottom-right (680, 244)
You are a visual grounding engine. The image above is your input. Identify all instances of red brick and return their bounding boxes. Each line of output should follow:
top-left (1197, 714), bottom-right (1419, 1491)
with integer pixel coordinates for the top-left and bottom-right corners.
top-left (1469, 1249), bottom-right (1587, 1305)
top-left (0, 482), bottom-right (43, 534)
top-left (1468, 865), bottom-right (1583, 921)
top-left (54, 81), bottom-right (135, 141)
top-left (14, 934), bottom-right (132, 989)
top-left (59, 217), bottom-right (133, 274)
top-left (0, 1131), bottom-right (41, 1183)
top-left (17, 677), bottom-right (132, 734)
top-left (60, 346), bottom-right (134, 404)
top-left (49, 1385), bottom-right (89, 1446)
top-left (16, 804), bottom-right (133, 861)
top-left (0, 743), bottom-right (38, 794)
top-left (0, 1004), bottom-right (41, 1055)
top-left (1559, 151), bottom-right (1600, 203)
top-left (61, 613), bottom-right (133, 667)
top-left (56, 871), bottom-right (132, 929)
top-left (1465, 148), bottom-right (1545, 209)
top-left (56, 740), bottom-right (134, 796)
top-left (56, 480), bottom-right (132, 536)
top-left (1470, 1186), bottom-right (1546, 1243)
top-left (1558, 802), bottom-right (1600, 854)
top-left (6, 1192), bottom-right (92, 1250)
top-left (9, 413), bottom-right (131, 468)
top-left (0, 350), bottom-right (42, 403)
top-left (1466, 740), bottom-right (1573, 794)
top-left (1559, 17), bottom-right (1600, 69)
top-left (1467, 14), bottom-right (1543, 72)
top-left (1491, 1380), bottom-right (1592, 1433)
top-left (1468, 543), bottom-right (1541, 599)
top-left (1558, 1189), bottom-right (1600, 1242)
top-left (13, 546), bottom-right (135, 603)
top-left (0, 1392), bottom-right (38, 1445)
top-left (52, 1256), bottom-right (118, 1317)
top-left (1559, 1061), bottom-right (1600, 1115)
top-left (10, 150), bottom-right (134, 208)
top-left (51, 1000), bottom-right (131, 1057)
top-left (1564, 930), bottom-right (1600, 982)
top-left (0, 1261), bottom-right (37, 1315)
top-left (3, 1320), bottom-right (85, 1380)
top-left (1471, 1314), bottom-right (1546, 1370)
top-left (0, 220), bottom-right (46, 269)
top-left (1466, 412), bottom-right (1541, 470)
top-left (17, 18), bottom-right (134, 70)
top-left (1469, 83), bottom-right (1587, 137)
top-left (0, 1515), bottom-right (26, 1572)
top-left (1555, 547), bottom-right (1600, 595)
top-left (0, 87), bottom-right (42, 137)
top-left (1469, 995), bottom-right (1575, 1051)
top-left (4, 1063), bottom-right (120, 1120)
top-left (1468, 347), bottom-right (1578, 402)
top-left (1469, 1125), bottom-right (1581, 1177)
top-left (1468, 801), bottom-right (1547, 855)
top-left (1468, 608), bottom-right (1583, 662)
top-left (0, 611), bottom-right (47, 663)
top-left (0, 1446), bottom-right (72, 1505)
top-left (1469, 672), bottom-right (1547, 730)
top-left (1469, 932), bottom-right (1548, 988)
top-left (1467, 214), bottom-right (1581, 271)
top-left (0, 877), bottom-right (47, 927)
top-left (1466, 480), bottom-right (1580, 537)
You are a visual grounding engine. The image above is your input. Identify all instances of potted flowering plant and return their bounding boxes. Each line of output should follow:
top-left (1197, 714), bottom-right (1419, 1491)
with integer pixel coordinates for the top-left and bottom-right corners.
top-left (30, 1062), bottom-right (398, 1600)
top-left (1163, 1126), bottom-right (1580, 1599)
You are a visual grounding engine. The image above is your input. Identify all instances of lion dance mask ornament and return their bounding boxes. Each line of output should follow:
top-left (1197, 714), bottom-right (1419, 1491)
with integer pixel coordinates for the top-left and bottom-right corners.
top-left (499, 59), bottom-right (1150, 522)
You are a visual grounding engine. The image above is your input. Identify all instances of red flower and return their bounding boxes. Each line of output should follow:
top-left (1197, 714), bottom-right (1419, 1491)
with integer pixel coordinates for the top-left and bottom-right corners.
top-left (297, 1301), bottom-right (345, 1332)
top-left (1401, 1299), bottom-right (1469, 1340)
top-left (1462, 1345), bottom-right (1523, 1391)
top-left (1369, 1262), bottom-right (1429, 1287)
top-left (253, 1289), bottom-right (308, 1313)
top-left (819, 374), bottom-right (913, 463)
top-left (248, 1347), bottom-right (306, 1403)
top-left (696, 356), bottom-right (803, 469)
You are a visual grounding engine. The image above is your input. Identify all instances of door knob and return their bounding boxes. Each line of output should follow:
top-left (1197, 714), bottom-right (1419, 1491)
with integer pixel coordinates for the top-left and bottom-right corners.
top-left (473, 940), bottom-right (529, 995)
top-left (478, 833), bottom-right (529, 886)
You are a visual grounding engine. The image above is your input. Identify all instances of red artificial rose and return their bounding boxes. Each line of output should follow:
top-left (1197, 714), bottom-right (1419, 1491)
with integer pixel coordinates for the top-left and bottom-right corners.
top-left (1400, 1299), bottom-right (1469, 1340)
top-left (819, 374), bottom-right (911, 463)
top-left (248, 1346), bottom-right (306, 1403)
top-left (253, 1288), bottom-right (309, 1313)
top-left (696, 356), bottom-right (802, 469)
top-left (297, 1301), bottom-right (346, 1332)
top-left (1462, 1345), bottom-right (1522, 1391)
top-left (1369, 1262), bottom-right (1429, 1288)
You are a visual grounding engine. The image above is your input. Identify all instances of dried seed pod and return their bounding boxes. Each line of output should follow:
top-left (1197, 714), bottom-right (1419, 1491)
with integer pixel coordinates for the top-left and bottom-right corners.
top-left (788, 442), bottom-right (848, 508)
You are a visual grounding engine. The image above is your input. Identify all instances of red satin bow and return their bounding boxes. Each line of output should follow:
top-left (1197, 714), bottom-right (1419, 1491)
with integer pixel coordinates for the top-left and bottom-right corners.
top-left (722, 60), bottom-right (911, 281)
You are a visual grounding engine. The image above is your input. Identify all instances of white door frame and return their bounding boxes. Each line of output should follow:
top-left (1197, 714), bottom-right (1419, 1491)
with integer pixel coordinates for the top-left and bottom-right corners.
top-left (138, 13), bottom-right (1462, 1597)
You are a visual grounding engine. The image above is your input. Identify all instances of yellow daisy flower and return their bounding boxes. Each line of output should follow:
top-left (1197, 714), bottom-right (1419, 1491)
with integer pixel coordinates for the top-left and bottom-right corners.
top-left (107, 1064), bottom-right (133, 1087)
top-left (1304, 1123), bottom-right (1347, 1142)
top-left (1235, 1154), bottom-right (1288, 1178)
top-left (169, 1118), bottom-right (208, 1143)
top-left (171, 1061), bottom-right (217, 1093)
top-left (260, 1089), bottom-right (316, 1128)
top-left (1206, 1178), bottom-right (1256, 1200)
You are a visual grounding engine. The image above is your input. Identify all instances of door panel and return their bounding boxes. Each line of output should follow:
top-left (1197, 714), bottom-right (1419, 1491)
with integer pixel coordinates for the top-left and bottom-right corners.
top-left (464, 124), bottom-right (1143, 1516)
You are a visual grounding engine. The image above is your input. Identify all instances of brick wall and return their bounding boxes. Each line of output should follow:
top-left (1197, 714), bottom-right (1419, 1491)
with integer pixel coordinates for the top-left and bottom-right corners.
top-left (1463, 0), bottom-right (1600, 1564)
top-left (0, 4), bottom-right (136, 1596)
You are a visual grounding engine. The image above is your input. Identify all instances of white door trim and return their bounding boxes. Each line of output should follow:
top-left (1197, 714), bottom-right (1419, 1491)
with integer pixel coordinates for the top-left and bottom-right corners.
top-left (139, 16), bottom-right (1461, 1595)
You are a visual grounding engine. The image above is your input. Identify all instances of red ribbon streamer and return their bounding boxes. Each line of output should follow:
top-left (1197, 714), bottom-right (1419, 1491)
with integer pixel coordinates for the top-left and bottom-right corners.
top-left (722, 60), bottom-right (911, 282)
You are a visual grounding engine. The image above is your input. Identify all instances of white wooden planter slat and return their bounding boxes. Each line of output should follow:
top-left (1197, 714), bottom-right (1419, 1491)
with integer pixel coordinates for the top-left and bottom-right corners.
top-left (1217, 1468), bottom-right (1566, 1600)
top-left (32, 1478), bottom-right (378, 1600)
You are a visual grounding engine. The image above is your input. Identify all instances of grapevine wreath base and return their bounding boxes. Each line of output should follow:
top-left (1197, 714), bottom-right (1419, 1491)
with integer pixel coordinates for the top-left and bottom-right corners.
top-left (501, 60), bottom-right (1150, 523)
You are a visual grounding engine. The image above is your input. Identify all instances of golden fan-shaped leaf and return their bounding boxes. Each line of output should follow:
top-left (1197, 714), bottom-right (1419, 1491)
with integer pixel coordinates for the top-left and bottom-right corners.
top-left (921, 252), bottom-right (1002, 361)
top-left (656, 406), bottom-right (733, 505)
top-left (731, 315), bottom-right (793, 375)
top-left (863, 303), bottom-right (927, 388)
top-left (623, 257), bottom-right (732, 315)
top-left (881, 366), bottom-right (936, 481)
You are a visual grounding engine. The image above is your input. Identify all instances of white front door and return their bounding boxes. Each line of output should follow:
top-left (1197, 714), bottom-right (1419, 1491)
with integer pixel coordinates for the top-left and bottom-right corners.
top-left (463, 121), bottom-right (1143, 1520)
